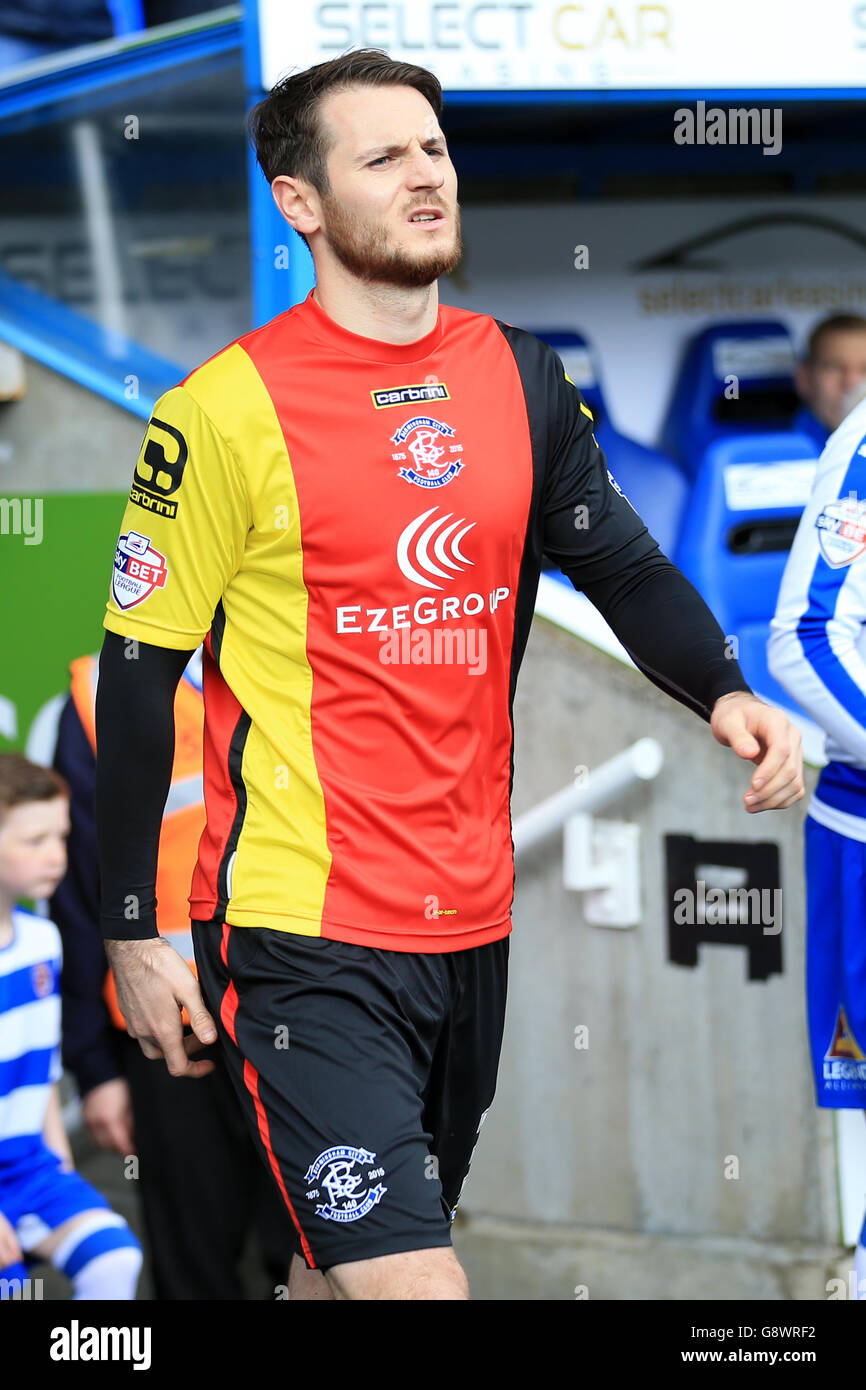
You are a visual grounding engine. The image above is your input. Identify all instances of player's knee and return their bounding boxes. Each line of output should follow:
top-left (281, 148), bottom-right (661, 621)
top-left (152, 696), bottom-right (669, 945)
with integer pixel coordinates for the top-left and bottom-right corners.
top-left (51, 1211), bottom-right (142, 1300)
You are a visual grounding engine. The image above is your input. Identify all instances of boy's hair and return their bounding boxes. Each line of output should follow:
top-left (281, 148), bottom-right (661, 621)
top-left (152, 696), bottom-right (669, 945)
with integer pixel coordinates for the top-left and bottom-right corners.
top-left (248, 47), bottom-right (443, 253)
top-left (0, 752), bottom-right (68, 824)
top-left (806, 314), bottom-right (866, 363)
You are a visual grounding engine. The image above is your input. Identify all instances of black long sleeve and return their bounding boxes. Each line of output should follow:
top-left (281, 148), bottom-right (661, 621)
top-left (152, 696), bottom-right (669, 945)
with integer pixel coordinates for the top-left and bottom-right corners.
top-left (95, 630), bottom-right (193, 941)
top-left (534, 333), bottom-right (753, 720)
top-left (49, 696), bottom-right (123, 1095)
top-left (580, 545), bottom-right (753, 721)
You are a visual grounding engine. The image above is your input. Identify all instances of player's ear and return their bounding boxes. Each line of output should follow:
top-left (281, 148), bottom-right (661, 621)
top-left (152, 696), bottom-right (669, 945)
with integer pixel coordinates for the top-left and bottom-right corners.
top-left (271, 175), bottom-right (319, 237)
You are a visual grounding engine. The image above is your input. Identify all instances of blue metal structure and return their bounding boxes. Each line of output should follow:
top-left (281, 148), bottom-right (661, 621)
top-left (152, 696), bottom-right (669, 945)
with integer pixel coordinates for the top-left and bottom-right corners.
top-left (0, 7), bottom-right (241, 130)
top-left (0, 268), bottom-right (186, 418)
top-left (242, 0), bottom-right (314, 325)
top-left (0, 9), bottom-right (244, 412)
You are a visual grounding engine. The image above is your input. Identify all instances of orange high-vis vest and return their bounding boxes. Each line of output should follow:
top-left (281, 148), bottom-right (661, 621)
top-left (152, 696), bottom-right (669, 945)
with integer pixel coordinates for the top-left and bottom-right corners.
top-left (70, 652), bottom-right (206, 1030)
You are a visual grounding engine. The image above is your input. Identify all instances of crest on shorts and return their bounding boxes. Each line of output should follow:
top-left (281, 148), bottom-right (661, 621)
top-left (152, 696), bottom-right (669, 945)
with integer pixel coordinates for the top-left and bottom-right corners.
top-left (825, 1004), bottom-right (865, 1061)
top-left (304, 1145), bottom-right (387, 1223)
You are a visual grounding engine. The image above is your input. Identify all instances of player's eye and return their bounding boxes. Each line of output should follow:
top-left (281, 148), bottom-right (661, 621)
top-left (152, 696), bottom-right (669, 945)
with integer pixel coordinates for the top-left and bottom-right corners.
top-left (369, 146), bottom-right (445, 168)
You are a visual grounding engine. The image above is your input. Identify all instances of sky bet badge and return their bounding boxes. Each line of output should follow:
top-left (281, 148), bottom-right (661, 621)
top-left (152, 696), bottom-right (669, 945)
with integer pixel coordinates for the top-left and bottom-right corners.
top-left (304, 1145), bottom-right (387, 1223)
top-left (112, 530), bottom-right (168, 610)
top-left (815, 495), bottom-right (866, 567)
top-left (391, 416), bottom-right (464, 488)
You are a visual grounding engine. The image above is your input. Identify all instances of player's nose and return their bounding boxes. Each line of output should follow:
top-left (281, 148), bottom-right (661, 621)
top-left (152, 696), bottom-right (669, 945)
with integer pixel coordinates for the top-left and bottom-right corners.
top-left (406, 145), bottom-right (445, 187)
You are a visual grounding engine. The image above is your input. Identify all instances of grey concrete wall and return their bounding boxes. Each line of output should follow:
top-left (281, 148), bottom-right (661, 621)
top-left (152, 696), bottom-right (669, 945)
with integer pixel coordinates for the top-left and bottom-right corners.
top-left (454, 614), bottom-right (839, 1298)
top-left (0, 356), bottom-right (144, 494)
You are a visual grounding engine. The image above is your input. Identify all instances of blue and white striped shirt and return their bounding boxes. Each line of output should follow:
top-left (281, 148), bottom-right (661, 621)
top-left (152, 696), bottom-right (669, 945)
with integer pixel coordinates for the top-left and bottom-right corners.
top-left (0, 906), bottom-right (62, 1166)
top-left (769, 394), bottom-right (866, 840)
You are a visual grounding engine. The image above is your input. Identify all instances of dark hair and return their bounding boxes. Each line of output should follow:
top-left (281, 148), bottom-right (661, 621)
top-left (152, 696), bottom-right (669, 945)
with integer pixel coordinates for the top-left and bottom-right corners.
top-left (806, 314), bottom-right (866, 363)
top-left (248, 48), bottom-right (443, 252)
top-left (0, 752), bottom-right (68, 824)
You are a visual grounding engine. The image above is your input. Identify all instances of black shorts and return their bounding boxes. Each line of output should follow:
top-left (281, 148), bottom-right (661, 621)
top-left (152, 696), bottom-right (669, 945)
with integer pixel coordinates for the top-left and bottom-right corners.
top-left (191, 920), bottom-right (509, 1272)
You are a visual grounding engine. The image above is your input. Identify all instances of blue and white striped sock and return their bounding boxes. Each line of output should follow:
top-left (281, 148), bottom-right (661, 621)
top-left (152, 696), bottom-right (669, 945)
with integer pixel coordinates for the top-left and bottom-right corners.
top-left (51, 1211), bottom-right (142, 1300)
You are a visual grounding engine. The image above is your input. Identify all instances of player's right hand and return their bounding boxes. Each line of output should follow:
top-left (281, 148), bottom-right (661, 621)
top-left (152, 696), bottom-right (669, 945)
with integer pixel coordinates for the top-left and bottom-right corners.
top-left (0, 1208), bottom-right (23, 1267)
top-left (82, 1078), bottom-right (137, 1155)
top-left (103, 937), bottom-right (218, 1078)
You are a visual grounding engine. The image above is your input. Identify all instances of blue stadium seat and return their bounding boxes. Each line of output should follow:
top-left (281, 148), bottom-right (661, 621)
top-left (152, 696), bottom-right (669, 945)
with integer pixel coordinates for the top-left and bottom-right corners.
top-left (660, 320), bottom-right (800, 476)
top-left (535, 329), bottom-right (688, 557)
top-left (673, 430), bottom-right (821, 707)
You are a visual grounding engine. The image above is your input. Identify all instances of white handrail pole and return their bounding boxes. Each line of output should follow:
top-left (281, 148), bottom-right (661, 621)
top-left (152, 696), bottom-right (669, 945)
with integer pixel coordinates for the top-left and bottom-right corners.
top-left (513, 737), bottom-right (663, 857)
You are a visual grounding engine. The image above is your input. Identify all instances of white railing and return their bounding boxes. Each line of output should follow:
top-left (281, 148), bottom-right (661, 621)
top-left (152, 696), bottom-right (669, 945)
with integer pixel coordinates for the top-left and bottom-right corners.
top-left (512, 737), bottom-right (664, 928)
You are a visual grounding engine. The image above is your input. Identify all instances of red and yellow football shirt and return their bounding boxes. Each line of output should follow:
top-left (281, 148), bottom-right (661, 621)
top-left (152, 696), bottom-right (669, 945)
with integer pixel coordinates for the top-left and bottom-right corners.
top-left (103, 288), bottom-right (650, 950)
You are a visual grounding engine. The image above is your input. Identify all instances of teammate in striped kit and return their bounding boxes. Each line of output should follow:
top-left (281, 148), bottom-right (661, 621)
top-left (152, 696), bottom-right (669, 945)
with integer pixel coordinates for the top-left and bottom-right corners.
top-left (0, 753), bottom-right (141, 1299)
top-left (768, 386), bottom-right (866, 1298)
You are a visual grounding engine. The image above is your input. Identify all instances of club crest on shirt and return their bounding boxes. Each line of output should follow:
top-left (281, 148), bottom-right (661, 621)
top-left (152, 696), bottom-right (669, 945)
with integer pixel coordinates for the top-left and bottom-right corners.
top-left (111, 530), bottom-right (169, 609)
top-left (31, 961), bottom-right (53, 997)
top-left (391, 416), bottom-right (464, 488)
top-left (815, 498), bottom-right (866, 567)
top-left (304, 1145), bottom-right (388, 1223)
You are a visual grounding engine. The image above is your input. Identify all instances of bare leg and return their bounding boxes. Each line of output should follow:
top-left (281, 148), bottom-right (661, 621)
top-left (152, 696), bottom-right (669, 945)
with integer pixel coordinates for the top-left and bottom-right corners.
top-left (288, 1251), bottom-right (334, 1300)
top-left (326, 1246), bottom-right (468, 1301)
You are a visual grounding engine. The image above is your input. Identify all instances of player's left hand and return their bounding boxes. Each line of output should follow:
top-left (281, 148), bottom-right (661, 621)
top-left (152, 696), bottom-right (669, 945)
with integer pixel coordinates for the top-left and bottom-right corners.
top-left (710, 691), bottom-right (805, 812)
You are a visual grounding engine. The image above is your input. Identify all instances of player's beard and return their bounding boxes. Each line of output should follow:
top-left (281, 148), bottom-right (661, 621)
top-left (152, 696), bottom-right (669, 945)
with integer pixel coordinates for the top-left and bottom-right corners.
top-left (319, 192), bottom-right (463, 288)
